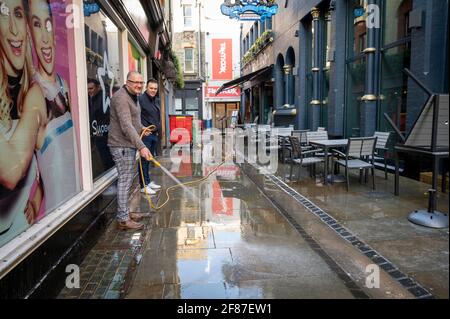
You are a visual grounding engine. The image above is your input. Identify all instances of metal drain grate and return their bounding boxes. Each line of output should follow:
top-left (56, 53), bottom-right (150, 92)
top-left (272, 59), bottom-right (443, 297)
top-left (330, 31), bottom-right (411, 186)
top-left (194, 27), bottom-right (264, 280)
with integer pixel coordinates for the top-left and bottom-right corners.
top-left (259, 171), bottom-right (434, 299)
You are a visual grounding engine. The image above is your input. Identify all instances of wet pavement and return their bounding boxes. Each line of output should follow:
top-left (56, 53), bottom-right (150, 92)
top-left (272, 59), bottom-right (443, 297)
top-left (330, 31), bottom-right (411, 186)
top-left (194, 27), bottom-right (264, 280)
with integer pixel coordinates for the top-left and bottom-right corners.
top-left (57, 143), bottom-right (448, 299)
top-left (263, 160), bottom-right (449, 298)
top-left (125, 157), bottom-right (364, 299)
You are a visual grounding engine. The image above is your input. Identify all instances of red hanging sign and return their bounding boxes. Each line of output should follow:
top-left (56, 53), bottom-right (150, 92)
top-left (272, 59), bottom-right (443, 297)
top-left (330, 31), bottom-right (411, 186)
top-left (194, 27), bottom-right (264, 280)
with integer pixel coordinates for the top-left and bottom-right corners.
top-left (212, 39), bottom-right (233, 80)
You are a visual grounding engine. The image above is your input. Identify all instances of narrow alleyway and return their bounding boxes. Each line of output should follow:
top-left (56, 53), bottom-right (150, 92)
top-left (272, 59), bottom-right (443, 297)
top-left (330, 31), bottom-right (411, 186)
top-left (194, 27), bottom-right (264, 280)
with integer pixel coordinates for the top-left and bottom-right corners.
top-left (124, 157), bottom-right (364, 299)
top-left (57, 141), bottom-right (447, 299)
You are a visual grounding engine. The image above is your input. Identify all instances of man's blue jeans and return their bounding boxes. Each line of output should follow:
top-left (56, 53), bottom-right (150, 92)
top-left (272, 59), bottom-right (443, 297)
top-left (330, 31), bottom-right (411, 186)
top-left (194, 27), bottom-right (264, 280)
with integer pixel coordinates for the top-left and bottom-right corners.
top-left (139, 134), bottom-right (158, 187)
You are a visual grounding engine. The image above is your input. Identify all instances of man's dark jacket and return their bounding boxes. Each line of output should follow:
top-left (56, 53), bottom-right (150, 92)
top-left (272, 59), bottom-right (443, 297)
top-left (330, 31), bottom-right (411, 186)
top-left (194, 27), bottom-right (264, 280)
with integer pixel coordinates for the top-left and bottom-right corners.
top-left (139, 92), bottom-right (161, 134)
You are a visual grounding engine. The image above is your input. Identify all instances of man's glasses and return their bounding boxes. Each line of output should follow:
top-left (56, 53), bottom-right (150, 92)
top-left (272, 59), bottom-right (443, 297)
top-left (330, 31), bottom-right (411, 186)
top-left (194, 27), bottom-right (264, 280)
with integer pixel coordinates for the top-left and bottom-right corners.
top-left (127, 79), bottom-right (144, 85)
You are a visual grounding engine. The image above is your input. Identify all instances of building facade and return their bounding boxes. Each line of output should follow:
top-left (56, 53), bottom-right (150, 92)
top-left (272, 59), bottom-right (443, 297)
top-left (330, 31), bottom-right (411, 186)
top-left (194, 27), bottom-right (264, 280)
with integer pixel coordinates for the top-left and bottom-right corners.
top-left (202, 0), bottom-right (241, 130)
top-left (0, 0), bottom-right (174, 298)
top-left (237, 0), bottom-right (448, 170)
top-left (171, 0), bottom-right (206, 120)
top-left (239, 0), bottom-right (448, 134)
top-left (240, 17), bottom-right (276, 126)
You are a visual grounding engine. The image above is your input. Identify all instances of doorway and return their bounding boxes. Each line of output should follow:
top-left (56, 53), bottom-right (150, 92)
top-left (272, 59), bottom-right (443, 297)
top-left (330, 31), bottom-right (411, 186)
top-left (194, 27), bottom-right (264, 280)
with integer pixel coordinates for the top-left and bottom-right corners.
top-left (213, 102), bottom-right (240, 130)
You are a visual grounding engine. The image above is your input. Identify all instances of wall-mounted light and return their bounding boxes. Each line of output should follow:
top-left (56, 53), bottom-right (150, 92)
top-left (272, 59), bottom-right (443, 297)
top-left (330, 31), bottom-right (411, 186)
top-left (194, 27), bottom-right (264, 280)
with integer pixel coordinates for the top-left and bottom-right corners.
top-left (283, 64), bottom-right (292, 75)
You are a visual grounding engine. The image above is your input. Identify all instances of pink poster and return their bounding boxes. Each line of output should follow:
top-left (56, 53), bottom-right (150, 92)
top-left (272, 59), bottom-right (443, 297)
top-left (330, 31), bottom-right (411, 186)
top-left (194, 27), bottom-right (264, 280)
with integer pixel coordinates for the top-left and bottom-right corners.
top-left (0, 0), bottom-right (81, 246)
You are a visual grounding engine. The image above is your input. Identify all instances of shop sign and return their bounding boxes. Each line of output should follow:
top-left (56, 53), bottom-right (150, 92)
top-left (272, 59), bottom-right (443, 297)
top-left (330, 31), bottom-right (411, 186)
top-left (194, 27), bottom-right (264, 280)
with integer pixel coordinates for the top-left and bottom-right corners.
top-left (354, 6), bottom-right (365, 18)
top-left (205, 86), bottom-right (240, 98)
top-left (83, 0), bottom-right (100, 16)
top-left (212, 39), bottom-right (233, 80)
top-left (220, 0), bottom-right (278, 21)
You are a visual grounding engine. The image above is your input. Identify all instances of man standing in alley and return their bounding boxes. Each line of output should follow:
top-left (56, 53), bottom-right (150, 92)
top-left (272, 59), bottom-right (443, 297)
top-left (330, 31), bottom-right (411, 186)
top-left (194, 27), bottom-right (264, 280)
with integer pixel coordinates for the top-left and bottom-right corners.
top-left (108, 71), bottom-right (152, 230)
top-left (138, 78), bottom-right (162, 195)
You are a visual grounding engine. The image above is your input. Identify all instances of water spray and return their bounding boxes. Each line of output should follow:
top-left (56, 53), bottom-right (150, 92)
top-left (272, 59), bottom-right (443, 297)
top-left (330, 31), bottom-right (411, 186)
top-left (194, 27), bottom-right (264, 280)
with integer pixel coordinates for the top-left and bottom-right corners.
top-left (139, 125), bottom-right (224, 211)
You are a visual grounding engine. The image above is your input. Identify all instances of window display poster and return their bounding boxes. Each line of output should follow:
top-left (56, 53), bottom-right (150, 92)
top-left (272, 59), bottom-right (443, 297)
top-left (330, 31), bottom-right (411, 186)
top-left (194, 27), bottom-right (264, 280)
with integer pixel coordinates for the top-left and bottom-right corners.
top-left (85, 6), bottom-right (120, 179)
top-left (0, 0), bottom-right (81, 247)
top-left (128, 41), bottom-right (141, 73)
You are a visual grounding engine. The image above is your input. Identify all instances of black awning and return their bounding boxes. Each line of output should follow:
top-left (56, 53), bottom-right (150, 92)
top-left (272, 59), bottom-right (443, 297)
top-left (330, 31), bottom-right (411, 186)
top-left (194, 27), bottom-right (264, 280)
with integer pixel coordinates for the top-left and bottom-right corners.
top-left (215, 65), bottom-right (273, 95)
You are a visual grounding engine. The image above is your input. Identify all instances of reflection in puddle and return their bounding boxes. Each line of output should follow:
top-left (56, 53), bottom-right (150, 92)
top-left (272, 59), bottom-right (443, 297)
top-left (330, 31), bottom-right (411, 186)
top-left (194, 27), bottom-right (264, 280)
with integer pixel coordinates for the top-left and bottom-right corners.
top-left (126, 153), bottom-right (359, 299)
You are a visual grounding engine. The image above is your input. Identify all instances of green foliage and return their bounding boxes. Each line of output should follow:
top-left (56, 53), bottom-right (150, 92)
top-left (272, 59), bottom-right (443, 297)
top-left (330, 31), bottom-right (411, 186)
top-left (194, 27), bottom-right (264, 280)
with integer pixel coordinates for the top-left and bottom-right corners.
top-left (242, 30), bottom-right (273, 67)
top-left (170, 50), bottom-right (184, 89)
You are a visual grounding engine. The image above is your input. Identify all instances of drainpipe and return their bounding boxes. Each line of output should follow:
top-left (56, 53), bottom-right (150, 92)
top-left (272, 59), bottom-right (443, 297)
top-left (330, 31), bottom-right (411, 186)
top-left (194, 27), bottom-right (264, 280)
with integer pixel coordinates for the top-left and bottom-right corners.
top-left (197, 0), bottom-right (203, 80)
top-left (361, 0), bottom-right (381, 136)
top-left (310, 7), bottom-right (321, 130)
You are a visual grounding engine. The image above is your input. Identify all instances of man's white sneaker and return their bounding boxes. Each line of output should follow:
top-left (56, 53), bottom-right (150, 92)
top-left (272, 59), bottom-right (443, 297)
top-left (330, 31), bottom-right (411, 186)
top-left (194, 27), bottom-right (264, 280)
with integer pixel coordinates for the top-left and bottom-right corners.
top-left (148, 182), bottom-right (161, 189)
top-left (140, 186), bottom-right (156, 195)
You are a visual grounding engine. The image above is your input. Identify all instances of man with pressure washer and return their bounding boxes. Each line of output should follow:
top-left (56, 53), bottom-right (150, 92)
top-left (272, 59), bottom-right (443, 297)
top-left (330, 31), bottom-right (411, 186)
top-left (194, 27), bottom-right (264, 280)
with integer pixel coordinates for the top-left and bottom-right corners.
top-left (108, 71), bottom-right (152, 230)
top-left (138, 78), bottom-right (162, 195)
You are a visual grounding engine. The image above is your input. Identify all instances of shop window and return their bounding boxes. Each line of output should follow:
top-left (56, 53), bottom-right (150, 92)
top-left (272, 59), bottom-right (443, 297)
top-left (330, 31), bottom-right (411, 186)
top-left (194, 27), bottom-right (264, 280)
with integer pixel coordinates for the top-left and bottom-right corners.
top-left (345, 0), bottom-right (368, 137)
top-left (1, 0), bottom-right (81, 246)
top-left (378, 0), bottom-right (412, 133)
top-left (186, 97), bottom-right (199, 117)
top-left (184, 48), bottom-right (194, 73)
top-left (349, 0), bottom-right (367, 60)
top-left (175, 98), bottom-right (183, 115)
top-left (128, 41), bottom-right (142, 73)
top-left (260, 19), bottom-right (266, 34)
top-left (183, 5), bottom-right (193, 28)
top-left (266, 17), bottom-right (272, 30)
top-left (285, 47), bottom-right (295, 106)
top-left (275, 54), bottom-right (285, 107)
top-left (98, 37), bottom-right (104, 56)
top-left (91, 31), bottom-right (98, 53)
top-left (358, 32), bottom-right (366, 53)
top-left (380, 44), bottom-right (410, 134)
top-left (383, 0), bottom-right (412, 45)
top-left (380, 0), bottom-right (412, 145)
top-left (85, 25), bottom-right (90, 47)
top-left (85, 7), bottom-right (122, 180)
top-left (346, 60), bottom-right (366, 137)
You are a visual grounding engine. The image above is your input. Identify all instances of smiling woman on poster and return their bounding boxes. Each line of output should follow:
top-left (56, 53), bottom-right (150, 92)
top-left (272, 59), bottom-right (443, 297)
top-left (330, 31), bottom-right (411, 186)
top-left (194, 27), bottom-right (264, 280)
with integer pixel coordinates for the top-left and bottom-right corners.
top-left (26, 0), bottom-right (78, 214)
top-left (0, 0), bottom-right (79, 246)
top-left (0, 0), bottom-right (46, 239)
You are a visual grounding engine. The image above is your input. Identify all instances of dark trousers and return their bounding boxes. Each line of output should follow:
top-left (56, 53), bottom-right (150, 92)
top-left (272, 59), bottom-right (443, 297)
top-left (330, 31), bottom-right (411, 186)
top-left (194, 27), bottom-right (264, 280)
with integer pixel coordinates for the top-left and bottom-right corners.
top-left (139, 134), bottom-right (158, 187)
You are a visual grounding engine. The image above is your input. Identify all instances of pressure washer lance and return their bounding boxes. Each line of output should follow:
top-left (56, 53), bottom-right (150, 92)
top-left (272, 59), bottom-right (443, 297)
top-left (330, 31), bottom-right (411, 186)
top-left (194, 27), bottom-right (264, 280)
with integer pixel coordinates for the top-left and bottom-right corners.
top-left (139, 125), bottom-right (224, 211)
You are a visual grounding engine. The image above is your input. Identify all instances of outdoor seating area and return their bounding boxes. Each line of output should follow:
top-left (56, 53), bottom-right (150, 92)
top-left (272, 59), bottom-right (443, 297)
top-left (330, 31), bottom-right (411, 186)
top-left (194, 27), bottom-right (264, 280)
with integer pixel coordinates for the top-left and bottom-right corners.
top-left (243, 123), bottom-right (446, 210)
top-left (267, 127), bottom-right (391, 192)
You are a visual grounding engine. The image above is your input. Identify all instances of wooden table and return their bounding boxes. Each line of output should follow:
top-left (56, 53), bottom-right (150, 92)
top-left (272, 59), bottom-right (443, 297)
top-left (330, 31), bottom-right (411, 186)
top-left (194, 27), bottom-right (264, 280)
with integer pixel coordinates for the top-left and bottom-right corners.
top-left (309, 139), bottom-right (348, 185)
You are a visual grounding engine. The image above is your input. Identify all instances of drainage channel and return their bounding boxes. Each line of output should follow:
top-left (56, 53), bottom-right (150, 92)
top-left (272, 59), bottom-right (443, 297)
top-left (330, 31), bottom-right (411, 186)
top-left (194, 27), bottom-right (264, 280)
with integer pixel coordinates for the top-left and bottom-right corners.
top-left (242, 166), bottom-right (370, 299)
top-left (242, 163), bottom-right (433, 299)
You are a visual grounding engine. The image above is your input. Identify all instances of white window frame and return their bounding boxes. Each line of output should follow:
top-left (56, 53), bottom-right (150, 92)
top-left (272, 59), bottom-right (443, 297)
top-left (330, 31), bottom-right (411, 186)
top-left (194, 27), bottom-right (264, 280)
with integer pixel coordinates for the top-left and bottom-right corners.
top-left (184, 47), bottom-right (194, 73)
top-left (183, 4), bottom-right (193, 28)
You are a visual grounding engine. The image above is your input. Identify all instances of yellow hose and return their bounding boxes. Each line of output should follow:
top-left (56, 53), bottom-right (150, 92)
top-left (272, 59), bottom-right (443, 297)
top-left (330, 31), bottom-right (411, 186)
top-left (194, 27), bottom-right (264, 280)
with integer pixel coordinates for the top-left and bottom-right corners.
top-left (139, 125), bottom-right (224, 211)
